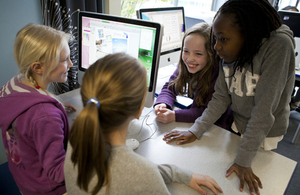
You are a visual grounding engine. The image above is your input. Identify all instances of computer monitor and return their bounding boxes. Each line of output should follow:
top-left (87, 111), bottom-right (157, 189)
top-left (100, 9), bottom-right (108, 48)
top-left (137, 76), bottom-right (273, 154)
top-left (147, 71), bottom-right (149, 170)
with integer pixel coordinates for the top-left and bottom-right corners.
top-left (78, 11), bottom-right (163, 108)
top-left (137, 7), bottom-right (186, 67)
top-left (278, 10), bottom-right (300, 37)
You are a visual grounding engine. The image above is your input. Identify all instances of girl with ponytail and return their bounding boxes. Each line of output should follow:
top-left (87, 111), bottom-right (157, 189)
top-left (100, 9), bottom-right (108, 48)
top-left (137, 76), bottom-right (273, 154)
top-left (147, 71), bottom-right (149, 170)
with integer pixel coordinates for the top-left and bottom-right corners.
top-left (64, 53), bottom-right (223, 195)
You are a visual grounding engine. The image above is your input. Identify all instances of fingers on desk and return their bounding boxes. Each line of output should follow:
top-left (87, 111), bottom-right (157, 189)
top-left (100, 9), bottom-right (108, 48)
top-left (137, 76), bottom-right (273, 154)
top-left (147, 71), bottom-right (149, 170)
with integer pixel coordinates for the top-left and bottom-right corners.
top-left (190, 174), bottom-right (223, 195)
top-left (163, 130), bottom-right (196, 145)
top-left (226, 164), bottom-right (262, 195)
top-left (156, 114), bottom-right (168, 123)
top-left (154, 104), bottom-right (167, 114)
top-left (163, 130), bottom-right (180, 139)
top-left (209, 177), bottom-right (223, 194)
top-left (242, 173), bottom-right (262, 195)
top-left (202, 176), bottom-right (223, 195)
top-left (163, 130), bottom-right (179, 143)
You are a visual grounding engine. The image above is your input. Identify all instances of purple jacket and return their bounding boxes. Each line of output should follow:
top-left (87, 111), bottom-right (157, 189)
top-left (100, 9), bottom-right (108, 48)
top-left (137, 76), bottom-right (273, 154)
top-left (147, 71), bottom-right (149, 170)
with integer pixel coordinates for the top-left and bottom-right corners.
top-left (0, 76), bottom-right (69, 195)
top-left (154, 66), bottom-right (233, 130)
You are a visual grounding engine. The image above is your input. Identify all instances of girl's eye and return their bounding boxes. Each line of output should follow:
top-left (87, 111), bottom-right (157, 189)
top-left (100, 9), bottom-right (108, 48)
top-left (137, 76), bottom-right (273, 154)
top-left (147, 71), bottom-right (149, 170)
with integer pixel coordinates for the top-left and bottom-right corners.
top-left (214, 35), bottom-right (227, 42)
top-left (221, 38), bottom-right (227, 42)
top-left (61, 57), bottom-right (69, 62)
top-left (196, 53), bottom-right (202, 56)
top-left (183, 50), bottom-right (189, 53)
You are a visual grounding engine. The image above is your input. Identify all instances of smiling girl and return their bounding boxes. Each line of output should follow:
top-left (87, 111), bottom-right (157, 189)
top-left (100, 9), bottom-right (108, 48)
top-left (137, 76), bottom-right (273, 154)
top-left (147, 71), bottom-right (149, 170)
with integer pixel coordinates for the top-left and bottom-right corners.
top-left (0, 23), bottom-right (75, 195)
top-left (154, 23), bottom-right (233, 130)
top-left (163, 0), bottom-right (295, 194)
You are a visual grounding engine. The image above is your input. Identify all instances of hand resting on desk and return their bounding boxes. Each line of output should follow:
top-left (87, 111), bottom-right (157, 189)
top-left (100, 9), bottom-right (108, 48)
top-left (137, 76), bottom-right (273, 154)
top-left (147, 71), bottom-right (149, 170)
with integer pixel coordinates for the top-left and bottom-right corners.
top-left (163, 130), bottom-right (197, 145)
top-left (190, 173), bottom-right (223, 195)
top-left (154, 103), bottom-right (176, 123)
top-left (226, 163), bottom-right (263, 195)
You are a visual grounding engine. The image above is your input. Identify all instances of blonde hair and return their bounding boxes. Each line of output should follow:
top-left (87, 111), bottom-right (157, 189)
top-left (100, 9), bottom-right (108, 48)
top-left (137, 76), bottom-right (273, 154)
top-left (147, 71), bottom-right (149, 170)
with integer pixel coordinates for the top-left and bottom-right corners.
top-left (14, 23), bottom-right (70, 86)
top-left (170, 22), bottom-right (214, 106)
top-left (69, 53), bottom-right (147, 195)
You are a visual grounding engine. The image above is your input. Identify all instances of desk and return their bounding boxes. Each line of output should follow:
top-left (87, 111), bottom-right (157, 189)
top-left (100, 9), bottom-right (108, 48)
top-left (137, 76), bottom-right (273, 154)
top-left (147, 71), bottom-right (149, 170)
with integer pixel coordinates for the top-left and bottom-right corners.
top-left (59, 87), bottom-right (297, 195)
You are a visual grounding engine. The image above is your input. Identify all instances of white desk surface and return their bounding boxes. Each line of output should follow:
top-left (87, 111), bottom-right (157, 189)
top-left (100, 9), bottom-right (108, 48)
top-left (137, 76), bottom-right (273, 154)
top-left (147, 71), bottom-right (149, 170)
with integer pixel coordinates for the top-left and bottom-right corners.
top-left (59, 65), bottom-right (297, 195)
top-left (135, 112), bottom-right (297, 195)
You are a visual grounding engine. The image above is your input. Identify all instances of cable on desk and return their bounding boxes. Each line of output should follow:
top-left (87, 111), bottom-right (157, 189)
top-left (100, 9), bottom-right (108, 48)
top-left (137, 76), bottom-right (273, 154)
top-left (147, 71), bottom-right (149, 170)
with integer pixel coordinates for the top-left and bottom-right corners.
top-left (139, 108), bottom-right (158, 143)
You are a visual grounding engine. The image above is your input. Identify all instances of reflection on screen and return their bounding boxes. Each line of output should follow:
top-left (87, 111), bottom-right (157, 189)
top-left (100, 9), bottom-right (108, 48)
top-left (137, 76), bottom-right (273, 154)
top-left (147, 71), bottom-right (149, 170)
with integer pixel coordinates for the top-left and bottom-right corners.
top-left (81, 16), bottom-right (157, 87)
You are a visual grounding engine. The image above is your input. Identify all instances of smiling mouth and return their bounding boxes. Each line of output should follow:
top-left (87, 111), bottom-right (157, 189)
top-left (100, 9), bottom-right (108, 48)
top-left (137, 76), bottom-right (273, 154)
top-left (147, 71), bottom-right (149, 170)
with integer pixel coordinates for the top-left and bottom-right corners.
top-left (188, 63), bottom-right (198, 68)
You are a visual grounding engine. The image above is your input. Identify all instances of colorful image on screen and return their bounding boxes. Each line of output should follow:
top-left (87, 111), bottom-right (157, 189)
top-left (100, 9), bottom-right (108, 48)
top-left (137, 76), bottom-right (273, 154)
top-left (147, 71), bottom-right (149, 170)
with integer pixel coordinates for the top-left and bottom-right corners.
top-left (80, 16), bottom-right (157, 87)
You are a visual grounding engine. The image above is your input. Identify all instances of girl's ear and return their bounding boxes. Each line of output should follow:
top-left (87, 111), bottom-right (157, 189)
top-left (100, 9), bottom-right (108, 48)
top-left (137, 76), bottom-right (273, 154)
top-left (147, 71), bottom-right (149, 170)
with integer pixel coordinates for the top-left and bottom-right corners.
top-left (30, 62), bottom-right (43, 75)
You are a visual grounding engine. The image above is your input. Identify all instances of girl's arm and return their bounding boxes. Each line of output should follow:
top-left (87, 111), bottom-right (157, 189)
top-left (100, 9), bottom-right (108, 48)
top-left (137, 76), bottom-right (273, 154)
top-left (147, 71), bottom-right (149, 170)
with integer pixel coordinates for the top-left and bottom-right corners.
top-left (158, 164), bottom-right (223, 195)
top-left (33, 110), bottom-right (68, 183)
top-left (188, 64), bottom-right (232, 138)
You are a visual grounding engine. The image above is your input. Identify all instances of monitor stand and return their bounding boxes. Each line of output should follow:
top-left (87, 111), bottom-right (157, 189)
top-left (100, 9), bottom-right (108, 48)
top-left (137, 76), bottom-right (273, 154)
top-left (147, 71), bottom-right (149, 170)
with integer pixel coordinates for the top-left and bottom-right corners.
top-left (159, 50), bottom-right (181, 68)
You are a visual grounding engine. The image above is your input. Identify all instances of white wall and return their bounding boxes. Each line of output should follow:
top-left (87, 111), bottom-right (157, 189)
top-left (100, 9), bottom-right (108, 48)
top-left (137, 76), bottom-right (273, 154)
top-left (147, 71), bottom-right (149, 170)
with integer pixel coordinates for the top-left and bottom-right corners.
top-left (105, 0), bottom-right (121, 16)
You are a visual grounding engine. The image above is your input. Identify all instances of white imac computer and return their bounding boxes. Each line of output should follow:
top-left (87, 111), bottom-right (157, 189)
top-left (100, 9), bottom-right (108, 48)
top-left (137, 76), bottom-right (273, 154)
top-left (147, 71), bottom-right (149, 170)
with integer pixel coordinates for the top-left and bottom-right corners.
top-left (78, 11), bottom-right (163, 149)
top-left (137, 7), bottom-right (186, 68)
top-left (78, 11), bottom-right (163, 108)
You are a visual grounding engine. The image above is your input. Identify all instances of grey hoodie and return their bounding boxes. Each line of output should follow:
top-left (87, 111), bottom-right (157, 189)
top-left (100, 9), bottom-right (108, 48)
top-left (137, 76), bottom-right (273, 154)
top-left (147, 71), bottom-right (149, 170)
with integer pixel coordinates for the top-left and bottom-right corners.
top-left (189, 25), bottom-right (295, 167)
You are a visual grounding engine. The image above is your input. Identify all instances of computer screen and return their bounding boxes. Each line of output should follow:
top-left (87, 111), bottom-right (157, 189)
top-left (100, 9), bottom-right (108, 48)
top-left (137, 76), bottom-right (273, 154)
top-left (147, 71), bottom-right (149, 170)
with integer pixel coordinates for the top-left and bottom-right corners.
top-left (78, 11), bottom-right (163, 107)
top-left (137, 7), bottom-right (186, 67)
top-left (278, 10), bottom-right (300, 37)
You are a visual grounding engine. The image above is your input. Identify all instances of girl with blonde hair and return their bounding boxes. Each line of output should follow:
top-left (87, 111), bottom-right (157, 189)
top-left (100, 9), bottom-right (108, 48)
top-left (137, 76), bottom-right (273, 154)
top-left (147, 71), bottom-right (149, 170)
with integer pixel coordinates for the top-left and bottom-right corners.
top-left (64, 53), bottom-right (223, 195)
top-left (0, 23), bottom-right (74, 194)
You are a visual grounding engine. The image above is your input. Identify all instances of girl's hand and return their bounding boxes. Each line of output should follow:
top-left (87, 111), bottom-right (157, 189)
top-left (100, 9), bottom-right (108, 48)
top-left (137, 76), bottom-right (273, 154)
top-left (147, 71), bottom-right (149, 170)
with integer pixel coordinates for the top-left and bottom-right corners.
top-left (189, 173), bottom-right (223, 195)
top-left (63, 102), bottom-right (77, 113)
top-left (163, 130), bottom-right (197, 145)
top-left (154, 103), bottom-right (167, 115)
top-left (226, 163), bottom-right (263, 195)
top-left (156, 107), bottom-right (175, 123)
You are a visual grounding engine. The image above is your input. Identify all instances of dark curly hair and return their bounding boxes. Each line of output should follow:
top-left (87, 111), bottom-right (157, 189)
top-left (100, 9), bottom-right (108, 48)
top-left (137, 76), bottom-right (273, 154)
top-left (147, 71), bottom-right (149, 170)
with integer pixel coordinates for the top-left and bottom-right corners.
top-left (212, 0), bottom-right (282, 74)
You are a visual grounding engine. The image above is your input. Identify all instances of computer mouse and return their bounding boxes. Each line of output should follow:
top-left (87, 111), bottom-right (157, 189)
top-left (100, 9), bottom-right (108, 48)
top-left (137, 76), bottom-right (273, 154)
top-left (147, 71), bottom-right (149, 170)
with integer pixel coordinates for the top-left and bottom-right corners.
top-left (127, 119), bottom-right (143, 136)
top-left (126, 138), bottom-right (139, 150)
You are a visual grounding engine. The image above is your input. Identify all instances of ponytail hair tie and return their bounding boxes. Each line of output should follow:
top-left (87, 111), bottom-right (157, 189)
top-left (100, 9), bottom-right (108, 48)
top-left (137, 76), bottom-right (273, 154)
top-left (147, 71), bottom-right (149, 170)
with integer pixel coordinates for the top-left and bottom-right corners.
top-left (87, 97), bottom-right (100, 109)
